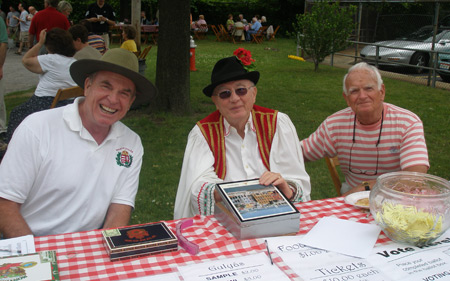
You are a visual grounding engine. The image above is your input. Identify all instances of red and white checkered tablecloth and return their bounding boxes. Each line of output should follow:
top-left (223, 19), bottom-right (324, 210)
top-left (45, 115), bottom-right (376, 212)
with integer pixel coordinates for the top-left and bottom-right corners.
top-left (35, 197), bottom-right (391, 280)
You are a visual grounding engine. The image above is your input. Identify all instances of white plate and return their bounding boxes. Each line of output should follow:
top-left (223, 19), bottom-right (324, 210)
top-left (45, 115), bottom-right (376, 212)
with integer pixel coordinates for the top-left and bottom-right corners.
top-left (344, 191), bottom-right (371, 209)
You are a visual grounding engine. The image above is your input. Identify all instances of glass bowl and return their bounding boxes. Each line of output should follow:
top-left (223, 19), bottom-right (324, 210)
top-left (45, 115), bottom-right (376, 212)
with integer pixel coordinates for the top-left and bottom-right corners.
top-left (369, 171), bottom-right (450, 246)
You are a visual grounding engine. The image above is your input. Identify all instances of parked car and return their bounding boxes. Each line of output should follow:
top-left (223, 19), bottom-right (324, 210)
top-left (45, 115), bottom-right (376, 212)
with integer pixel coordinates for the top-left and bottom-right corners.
top-left (360, 27), bottom-right (450, 74)
top-left (437, 53), bottom-right (450, 82)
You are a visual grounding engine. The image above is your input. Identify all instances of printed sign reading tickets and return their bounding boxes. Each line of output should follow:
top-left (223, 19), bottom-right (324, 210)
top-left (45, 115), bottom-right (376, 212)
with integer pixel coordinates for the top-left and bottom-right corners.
top-left (265, 230), bottom-right (450, 281)
top-left (266, 236), bottom-right (389, 281)
top-left (177, 252), bottom-right (290, 281)
top-left (276, 245), bottom-right (389, 281)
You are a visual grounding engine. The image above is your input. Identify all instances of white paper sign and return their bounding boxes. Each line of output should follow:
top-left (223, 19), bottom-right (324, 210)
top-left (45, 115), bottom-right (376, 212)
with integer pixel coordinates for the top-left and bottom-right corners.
top-left (266, 230), bottom-right (450, 281)
top-left (275, 243), bottom-right (390, 281)
top-left (0, 234), bottom-right (35, 257)
top-left (300, 217), bottom-right (381, 258)
top-left (367, 233), bottom-right (450, 281)
top-left (177, 252), bottom-right (290, 281)
top-left (265, 236), bottom-right (307, 253)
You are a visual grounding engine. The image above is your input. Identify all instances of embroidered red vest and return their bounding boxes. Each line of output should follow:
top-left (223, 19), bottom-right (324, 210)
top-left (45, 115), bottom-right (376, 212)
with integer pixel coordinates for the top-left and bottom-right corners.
top-left (197, 105), bottom-right (278, 179)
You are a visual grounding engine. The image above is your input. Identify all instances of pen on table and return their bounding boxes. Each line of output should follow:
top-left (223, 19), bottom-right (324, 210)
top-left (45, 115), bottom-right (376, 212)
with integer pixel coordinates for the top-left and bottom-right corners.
top-left (264, 239), bottom-right (273, 265)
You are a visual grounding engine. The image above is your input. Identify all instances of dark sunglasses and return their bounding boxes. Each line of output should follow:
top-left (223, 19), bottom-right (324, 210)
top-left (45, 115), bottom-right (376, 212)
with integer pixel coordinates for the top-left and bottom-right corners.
top-left (215, 86), bottom-right (254, 99)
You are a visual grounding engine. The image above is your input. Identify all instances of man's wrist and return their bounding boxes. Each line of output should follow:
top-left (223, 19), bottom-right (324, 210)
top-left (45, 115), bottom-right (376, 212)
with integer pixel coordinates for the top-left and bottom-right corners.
top-left (288, 185), bottom-right (297, 200)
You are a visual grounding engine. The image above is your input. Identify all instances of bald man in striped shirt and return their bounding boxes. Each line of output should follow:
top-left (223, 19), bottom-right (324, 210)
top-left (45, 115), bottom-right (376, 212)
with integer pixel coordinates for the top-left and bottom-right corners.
top-left (301, 62), bottom-right (429, 196)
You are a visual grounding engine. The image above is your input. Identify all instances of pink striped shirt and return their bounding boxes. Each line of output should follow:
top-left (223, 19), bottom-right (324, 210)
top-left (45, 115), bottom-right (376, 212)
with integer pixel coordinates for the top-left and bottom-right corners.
top-left (301, 103), bottom-right (429, 189)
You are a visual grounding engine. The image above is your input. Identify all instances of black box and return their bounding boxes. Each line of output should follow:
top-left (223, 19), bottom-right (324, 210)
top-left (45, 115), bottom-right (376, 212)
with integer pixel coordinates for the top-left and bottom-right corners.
top-left (102, 222), bottom-right (178, 261)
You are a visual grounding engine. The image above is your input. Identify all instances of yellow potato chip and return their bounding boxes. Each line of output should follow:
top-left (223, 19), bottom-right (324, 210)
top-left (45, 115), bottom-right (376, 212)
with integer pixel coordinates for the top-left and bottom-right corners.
top-left (355, 198), bottom-right (369, 206)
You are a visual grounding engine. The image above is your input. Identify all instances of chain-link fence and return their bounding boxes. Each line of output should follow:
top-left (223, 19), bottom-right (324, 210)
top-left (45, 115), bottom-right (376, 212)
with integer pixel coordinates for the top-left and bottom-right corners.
top-left (306, 0), bottom-right (450, 90)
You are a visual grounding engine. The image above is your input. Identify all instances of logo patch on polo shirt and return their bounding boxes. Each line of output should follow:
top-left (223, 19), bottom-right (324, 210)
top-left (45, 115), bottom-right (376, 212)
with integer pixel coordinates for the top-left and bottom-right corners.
top-left (116, 148), bottom-right (133, 168)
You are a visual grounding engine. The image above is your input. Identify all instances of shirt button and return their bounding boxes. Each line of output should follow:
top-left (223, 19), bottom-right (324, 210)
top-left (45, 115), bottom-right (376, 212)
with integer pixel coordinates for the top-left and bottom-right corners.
top-left (245, 165), bottom-right (249, 169)
top-left (241, 144), bottom-right (245, 148)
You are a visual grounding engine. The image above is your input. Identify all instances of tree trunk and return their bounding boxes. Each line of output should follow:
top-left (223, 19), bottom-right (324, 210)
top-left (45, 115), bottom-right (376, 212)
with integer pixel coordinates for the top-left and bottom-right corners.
top-left (131, 0), bottom-right (141, 51)
top-left (152, 0), bottom-right (191, 114)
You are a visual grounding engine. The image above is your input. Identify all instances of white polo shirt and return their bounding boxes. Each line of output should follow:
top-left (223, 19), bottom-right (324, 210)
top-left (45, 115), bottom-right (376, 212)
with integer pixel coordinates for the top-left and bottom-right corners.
top-left (0, 98), bottom-right (143, 237)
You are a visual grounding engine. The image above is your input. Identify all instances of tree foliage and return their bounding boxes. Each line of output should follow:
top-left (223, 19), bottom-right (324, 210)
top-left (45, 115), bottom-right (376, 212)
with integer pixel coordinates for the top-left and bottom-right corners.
top-left (293, 1), bottom-right (356, 71)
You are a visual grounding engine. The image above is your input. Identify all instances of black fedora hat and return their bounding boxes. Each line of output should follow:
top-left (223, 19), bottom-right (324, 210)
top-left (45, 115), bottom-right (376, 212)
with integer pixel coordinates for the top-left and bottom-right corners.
top-left (70, 48), bottom-right (157, 108)
top-left (203, 56), bottom-right (259, 97)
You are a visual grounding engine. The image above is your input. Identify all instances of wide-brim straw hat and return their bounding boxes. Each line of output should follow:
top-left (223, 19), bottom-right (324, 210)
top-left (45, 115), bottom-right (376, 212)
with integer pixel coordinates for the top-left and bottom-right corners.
top-left (203, 56), bottom-right (259, 97)
top-left (70, 48), bottom-right (156, 107)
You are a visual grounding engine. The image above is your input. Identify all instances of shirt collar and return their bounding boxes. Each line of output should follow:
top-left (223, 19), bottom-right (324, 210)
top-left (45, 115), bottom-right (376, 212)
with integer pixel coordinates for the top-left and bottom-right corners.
top-left (63, 97), bottom-right (123, 143)
top-left (223, 113), bottom-right (256, 137)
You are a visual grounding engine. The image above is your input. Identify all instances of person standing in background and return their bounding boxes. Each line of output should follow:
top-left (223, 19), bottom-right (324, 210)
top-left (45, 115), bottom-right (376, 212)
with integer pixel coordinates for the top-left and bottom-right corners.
top-left (6, 6), bottom-right (20, 46)
top-left (85, 0), bottom-right (116, 48)
top-left (28, 0), bottom-right (70, 50)
top-left (57, 1), bottom-right (73, 25)
top-left (27, 6), bottom-right (38, 46)
top-left (27, 6), bottom-right (38, 21)
top-left (14, 3), bottom-right (30, 55)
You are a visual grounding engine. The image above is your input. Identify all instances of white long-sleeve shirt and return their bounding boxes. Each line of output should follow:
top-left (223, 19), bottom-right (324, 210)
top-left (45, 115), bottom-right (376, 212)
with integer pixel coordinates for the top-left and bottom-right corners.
top-left (174, 112), bottom-right (311, 220)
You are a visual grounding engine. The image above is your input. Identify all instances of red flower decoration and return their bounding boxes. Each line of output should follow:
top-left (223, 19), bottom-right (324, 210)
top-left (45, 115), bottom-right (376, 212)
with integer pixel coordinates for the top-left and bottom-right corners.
top-left (233, 48), bottom-right (256, 71)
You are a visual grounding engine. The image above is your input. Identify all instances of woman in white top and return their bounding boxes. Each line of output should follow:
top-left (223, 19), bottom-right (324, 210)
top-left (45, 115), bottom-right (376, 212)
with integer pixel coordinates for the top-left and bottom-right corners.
top-left (5, 28), bottom-right (77, 142)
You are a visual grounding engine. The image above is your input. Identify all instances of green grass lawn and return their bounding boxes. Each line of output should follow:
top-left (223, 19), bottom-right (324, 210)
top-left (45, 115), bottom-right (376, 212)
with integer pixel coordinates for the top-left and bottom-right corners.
top-left (5, 36), bottom-right (450, 224)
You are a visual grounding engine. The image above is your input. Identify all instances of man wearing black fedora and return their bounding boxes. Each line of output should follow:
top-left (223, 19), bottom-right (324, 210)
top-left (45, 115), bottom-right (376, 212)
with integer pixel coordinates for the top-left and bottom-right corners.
top-left (0, 48), bottom-right (156, 238)
top-left (174, 49), bottom-right (311, 219)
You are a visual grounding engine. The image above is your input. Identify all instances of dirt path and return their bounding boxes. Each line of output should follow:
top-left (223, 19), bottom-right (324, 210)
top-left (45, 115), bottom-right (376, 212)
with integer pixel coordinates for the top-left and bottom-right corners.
top-left (3, 47), bottom-right (39, 95)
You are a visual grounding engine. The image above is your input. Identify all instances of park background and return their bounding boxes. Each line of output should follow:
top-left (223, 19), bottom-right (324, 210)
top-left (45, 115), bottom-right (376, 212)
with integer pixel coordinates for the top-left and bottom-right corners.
top-left (2, 0), bottom-right (449, 224)
top-left (3, 0), bottom-right (450, 39)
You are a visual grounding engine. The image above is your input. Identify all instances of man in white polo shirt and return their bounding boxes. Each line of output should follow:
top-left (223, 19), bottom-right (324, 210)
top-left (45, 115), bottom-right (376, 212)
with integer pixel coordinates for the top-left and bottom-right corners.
top-left (301, 62), bottom-right (429, 196)
top-left (0, 48), bottom-right (156, 238)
